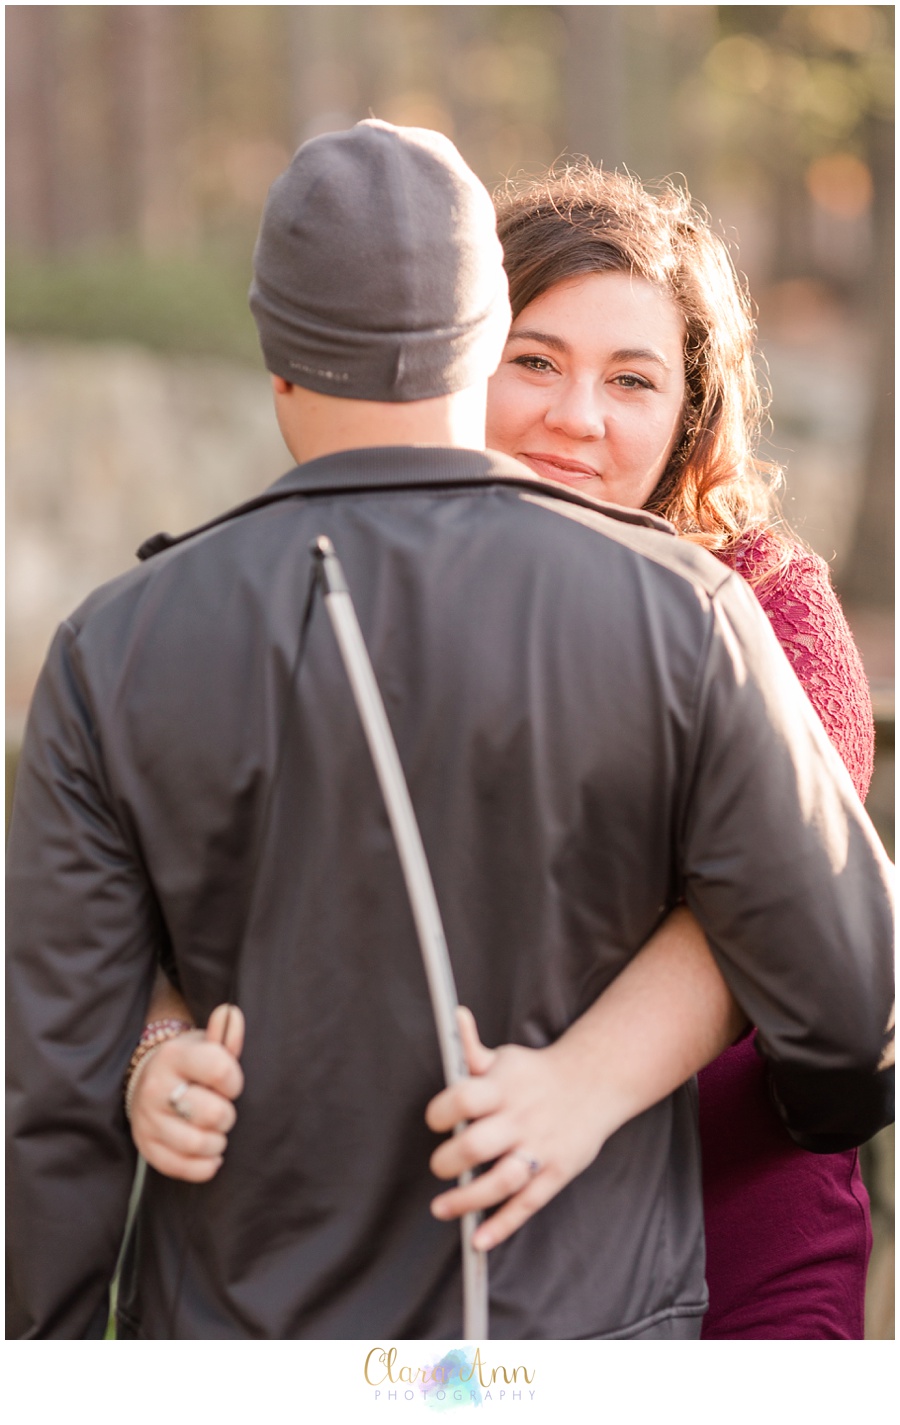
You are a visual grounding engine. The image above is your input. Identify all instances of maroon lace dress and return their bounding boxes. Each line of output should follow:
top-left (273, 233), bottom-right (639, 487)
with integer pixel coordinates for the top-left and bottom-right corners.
top-left (699, 531), bottom-right (876, 1339)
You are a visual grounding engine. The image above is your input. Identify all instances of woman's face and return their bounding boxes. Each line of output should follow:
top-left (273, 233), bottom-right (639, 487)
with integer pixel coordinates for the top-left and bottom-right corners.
top-left (487, 271), bottom-right (687, 509)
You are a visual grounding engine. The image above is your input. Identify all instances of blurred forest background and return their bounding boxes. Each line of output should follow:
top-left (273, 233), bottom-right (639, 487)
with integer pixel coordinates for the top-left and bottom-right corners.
top-left (5, 4), bottom-right (895, 1337)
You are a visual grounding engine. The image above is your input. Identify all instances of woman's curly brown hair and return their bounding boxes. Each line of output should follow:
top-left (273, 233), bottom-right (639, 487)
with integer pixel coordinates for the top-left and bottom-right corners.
top-left (494, 164), bottom-right (789, 562)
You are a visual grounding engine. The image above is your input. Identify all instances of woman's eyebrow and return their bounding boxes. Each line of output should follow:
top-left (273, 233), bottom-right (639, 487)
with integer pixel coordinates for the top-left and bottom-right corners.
top-left (507, 329), bottom-right (671, 369)
top-left (612, 347), bottom-right (671, 368)
top-left (506, 327), bottom-right (569, 352)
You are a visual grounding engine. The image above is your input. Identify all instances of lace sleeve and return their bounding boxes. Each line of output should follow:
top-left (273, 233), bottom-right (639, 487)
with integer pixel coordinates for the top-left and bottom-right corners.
top-left (721, 534), bottom-right (875, 801)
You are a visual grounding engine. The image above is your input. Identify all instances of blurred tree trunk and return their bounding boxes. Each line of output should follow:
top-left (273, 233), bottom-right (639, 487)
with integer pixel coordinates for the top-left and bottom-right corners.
top-left (356, 3), bottom-right (402, 117)
top-left (561, 5), bottom-right (627, 166)
top-left (6, 5), bottom-right (64, 252)
top-left (437, 4), bottom-right (482, 155)
top-left (560, 6), bottom-right (715, 181)
top-left (60, 8), bottom-right (118, 251)
top-left (837, 110), bottom-right (894, 610)
top-left (287, 5), bottom-right (359, 144)
top-left (106, 5), bottom-right (190, 254)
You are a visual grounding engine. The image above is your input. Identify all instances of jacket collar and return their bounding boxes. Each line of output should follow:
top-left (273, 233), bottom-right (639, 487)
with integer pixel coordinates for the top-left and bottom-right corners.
top-left (137, 445), bottom-right (674, 560)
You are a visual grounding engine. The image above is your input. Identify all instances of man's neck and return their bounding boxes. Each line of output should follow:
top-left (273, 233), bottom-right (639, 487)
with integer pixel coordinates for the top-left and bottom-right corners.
top-left (272, 378), bottom-right (488, 465)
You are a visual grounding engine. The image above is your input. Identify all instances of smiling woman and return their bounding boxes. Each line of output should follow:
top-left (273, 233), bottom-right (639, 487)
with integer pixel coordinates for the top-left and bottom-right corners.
top-left (479, 161), bottom-right (879, 1342)
top-left (487, 269), bottom-right (687, 509)
top-left (493, 166), bottom-right (781, 564)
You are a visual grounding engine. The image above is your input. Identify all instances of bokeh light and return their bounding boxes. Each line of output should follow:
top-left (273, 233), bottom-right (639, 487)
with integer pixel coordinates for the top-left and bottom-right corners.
top-left (806, 152), bottom-right (874, 218)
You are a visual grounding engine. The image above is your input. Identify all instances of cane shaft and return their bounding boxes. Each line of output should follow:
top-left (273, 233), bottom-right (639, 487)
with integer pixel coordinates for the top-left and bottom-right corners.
top-left (313, 537), bottom-right (488, 1341)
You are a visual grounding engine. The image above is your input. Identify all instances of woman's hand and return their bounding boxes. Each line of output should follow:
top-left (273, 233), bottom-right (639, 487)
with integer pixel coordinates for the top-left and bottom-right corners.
top-left (426, 1007), bottom-right (613, 1252)
top-left (425, 909), bottom-right (746, 1251)
top-left (129, 1004), bottom-right (245, 1182)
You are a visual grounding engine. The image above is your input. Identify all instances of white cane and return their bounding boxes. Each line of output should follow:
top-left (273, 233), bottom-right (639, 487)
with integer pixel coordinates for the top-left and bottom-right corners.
top-left (312, 535), bottom-right (489, 1342)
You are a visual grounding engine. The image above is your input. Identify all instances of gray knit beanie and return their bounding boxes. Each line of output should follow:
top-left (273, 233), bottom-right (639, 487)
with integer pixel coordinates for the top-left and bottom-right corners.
top-left (249, 119), bottom-right (511, 402)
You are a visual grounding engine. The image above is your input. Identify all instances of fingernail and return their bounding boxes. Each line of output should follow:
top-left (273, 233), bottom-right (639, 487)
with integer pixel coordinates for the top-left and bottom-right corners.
top-left (432, 1200), bottom-right (448, 1219)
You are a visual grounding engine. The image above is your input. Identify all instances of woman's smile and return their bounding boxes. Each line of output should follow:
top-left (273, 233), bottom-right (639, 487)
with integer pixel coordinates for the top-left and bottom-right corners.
top-left (518, 453), bottom-right (602, 486)
top-left (487, 270), bottom-right (688, 509)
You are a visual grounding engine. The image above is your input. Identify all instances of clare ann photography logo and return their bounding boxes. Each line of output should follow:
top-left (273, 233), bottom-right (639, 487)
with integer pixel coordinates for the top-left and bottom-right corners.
top-left (364, 1346), bottom-right (536, 1409)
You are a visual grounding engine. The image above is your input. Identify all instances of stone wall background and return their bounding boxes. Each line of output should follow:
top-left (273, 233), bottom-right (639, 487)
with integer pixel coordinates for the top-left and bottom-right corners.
top-left (6, 337), bottom-right (286, 726)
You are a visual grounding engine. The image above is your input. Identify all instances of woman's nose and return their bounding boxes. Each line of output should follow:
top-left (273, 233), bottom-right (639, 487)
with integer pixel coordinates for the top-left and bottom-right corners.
top-left (544, 380), bottom-right (605, 440)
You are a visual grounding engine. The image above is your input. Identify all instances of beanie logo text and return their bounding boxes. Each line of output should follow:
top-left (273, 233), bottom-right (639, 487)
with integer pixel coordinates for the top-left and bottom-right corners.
top-left (289, 359), bottom-right (351, 384)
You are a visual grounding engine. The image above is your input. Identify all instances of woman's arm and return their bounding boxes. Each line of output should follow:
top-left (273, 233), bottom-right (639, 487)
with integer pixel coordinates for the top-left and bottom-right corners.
top-left (145, 964), bottom-right (195, 1023)
top-left (130, 909), bottom-right (743, 1202)
top-left (730, 535), bottom-right (875, 800)
top-left (427, 906), bottom-right (746, 1250)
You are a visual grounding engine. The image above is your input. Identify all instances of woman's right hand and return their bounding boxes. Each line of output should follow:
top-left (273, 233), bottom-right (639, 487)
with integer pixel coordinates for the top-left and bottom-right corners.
top-left (129, 1004), bottom-right (245, 1182)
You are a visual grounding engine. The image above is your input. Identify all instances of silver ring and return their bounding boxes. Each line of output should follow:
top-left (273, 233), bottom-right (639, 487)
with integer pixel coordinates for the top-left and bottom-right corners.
top-left (168, 1080), bottom-right (193, 1121)
top-left (514, 1151), bottom-right (541, 1177)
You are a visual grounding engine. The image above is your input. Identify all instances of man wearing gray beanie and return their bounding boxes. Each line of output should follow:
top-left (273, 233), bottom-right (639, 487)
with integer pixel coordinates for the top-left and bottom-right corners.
top-left (8, 121), bottom-right (893, 1341)
top-left (249, 118), bottom-right (511, 402)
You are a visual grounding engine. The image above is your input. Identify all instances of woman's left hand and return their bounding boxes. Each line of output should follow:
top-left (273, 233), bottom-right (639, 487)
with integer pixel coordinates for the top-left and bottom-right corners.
top-left (425, 1008), bottom-right (612, 1251)
top-left (427, 909), bottom-right (746, 1251)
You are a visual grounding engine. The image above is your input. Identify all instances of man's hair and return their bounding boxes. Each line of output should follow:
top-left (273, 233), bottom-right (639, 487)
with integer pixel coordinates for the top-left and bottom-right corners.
top-left (494, 164), bottom-right (789, 562)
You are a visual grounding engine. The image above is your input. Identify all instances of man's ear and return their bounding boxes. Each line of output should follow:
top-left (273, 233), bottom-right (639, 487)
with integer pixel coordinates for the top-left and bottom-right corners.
top-left (271, 374), bottom-right (292, 396)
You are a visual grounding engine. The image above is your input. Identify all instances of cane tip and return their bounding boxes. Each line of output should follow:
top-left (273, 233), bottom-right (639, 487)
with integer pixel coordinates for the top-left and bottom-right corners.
top-left (311, 535), bottom-right (334, 559)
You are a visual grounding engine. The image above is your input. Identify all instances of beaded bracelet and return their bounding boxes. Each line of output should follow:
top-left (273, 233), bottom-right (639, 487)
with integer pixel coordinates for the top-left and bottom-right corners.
top-left (124, 1017), bottom-right (192, 1121)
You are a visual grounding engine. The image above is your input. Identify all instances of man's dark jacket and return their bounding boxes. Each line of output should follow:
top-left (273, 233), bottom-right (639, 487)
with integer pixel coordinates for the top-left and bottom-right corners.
top-left (6, 447), bottom-right (894, 1339)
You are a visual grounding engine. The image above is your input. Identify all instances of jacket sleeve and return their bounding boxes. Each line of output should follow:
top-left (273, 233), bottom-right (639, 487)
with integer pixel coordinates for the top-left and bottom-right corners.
top-left (680, 571), bottom-right (894, 1153)
top-left (6, 621), bottom-right (160, 1338)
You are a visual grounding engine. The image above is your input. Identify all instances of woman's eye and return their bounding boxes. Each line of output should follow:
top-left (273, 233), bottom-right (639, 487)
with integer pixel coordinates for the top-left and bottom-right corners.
top-left (614, 373), bottom-right (653, 390)
top-left (511, 354), bottom-right (556, 374)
